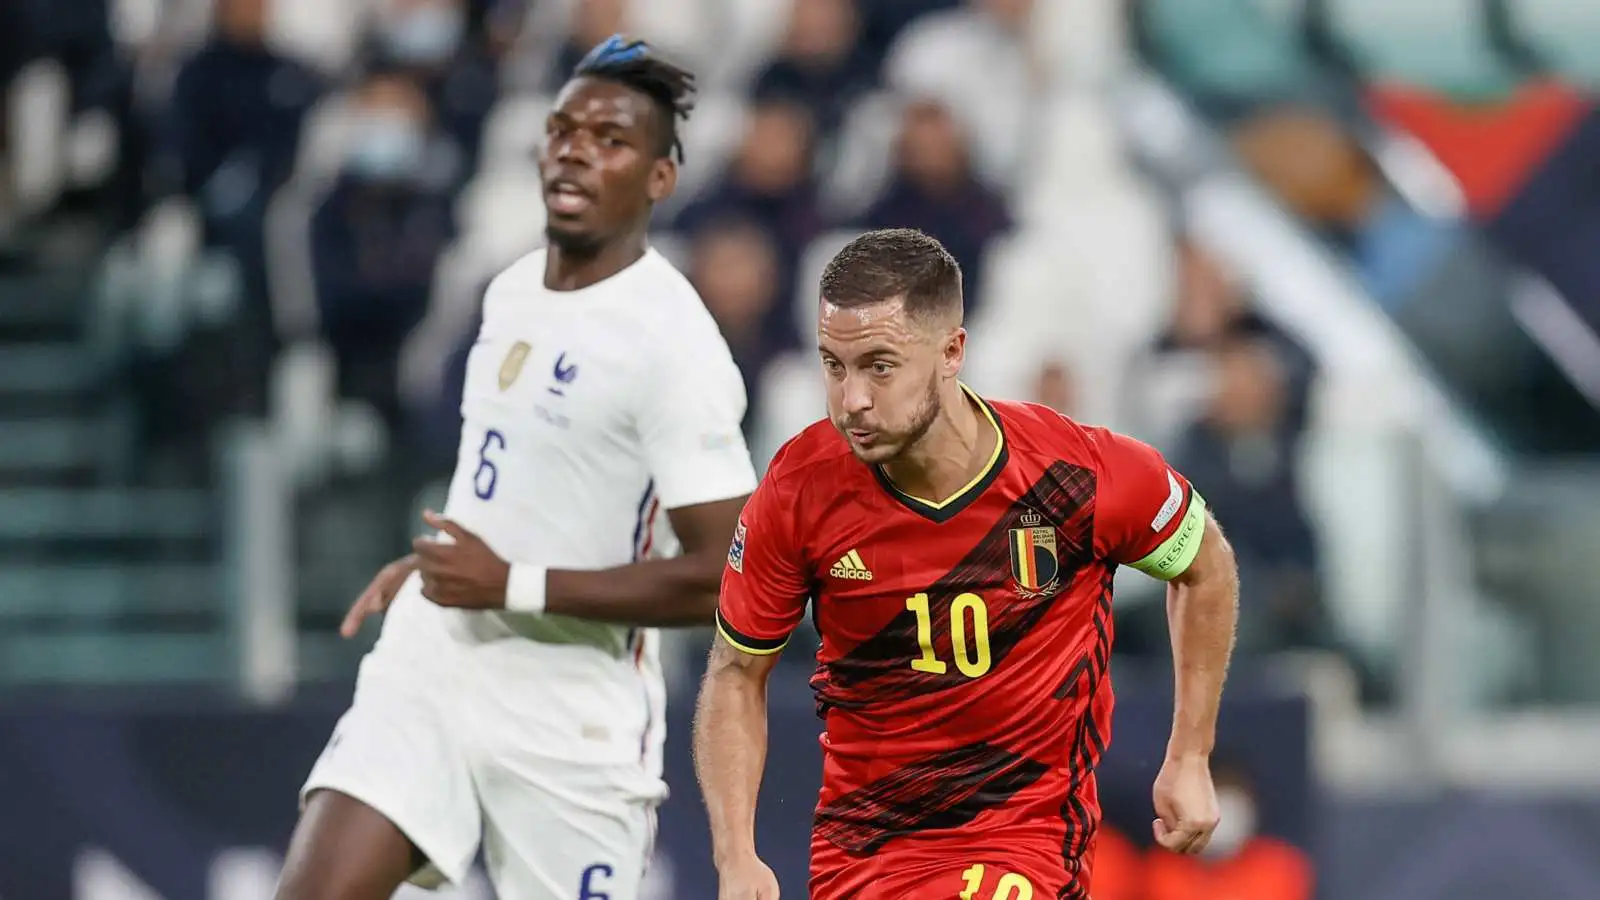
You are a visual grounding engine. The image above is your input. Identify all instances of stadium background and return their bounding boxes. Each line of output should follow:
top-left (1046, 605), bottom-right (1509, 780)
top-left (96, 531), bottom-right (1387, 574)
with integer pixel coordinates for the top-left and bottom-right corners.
top-left (1, 0), bottom-right (1599, 897)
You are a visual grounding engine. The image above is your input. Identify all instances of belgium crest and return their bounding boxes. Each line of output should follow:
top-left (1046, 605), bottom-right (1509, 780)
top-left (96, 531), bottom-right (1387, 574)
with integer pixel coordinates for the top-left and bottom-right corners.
top-left (499, 341), bottom-right (532, 390)
top-left (1009, 510), bottom-right (1061, 598)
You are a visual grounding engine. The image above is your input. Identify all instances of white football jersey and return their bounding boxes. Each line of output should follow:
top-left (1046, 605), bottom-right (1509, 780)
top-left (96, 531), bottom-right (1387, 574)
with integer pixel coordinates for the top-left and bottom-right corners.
top-left (374, 246), bottom-right (757, 776)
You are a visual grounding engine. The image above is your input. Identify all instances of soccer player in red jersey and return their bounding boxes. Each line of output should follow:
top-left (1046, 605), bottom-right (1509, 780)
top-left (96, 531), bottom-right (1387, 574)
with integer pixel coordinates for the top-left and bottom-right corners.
top-left (693, 229), bottom-right (1241, 900)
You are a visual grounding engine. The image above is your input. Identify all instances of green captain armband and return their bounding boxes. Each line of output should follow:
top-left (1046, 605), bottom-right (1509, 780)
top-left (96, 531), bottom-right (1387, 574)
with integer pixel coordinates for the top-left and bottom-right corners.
top-left (1130, 491), bottom-right (1207, 580)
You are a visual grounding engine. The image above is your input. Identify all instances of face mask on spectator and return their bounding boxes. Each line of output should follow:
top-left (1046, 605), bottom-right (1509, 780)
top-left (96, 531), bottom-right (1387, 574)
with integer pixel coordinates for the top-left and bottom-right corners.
top-left (1203, 785), bottom-right (1259, 859)
top-left (348, 115), bottom-right (425, 181)
top-left (383, 5), bottom-right (465, 64)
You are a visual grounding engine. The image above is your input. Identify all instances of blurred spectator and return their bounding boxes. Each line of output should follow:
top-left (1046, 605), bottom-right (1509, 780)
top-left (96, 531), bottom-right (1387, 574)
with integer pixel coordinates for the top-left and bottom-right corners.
top-left (7, 0), bottom-right (139, 227)
top-left (859, 98), bottom-right (1011, 314)
top-left (164, 0), bottom-right (323, 347)
top-left (1170, 336), bottom-right (1331, 658)
top-left (673, 98), bottom-right (826, 342)
top-left (166, 0), bottom-right (322, 225)
top-left (753, 0), bottom-right (877, 141)
top-left (1144, 757), bottom-right (1314, 900)
top-left (368, 0), bottom-right (497, 171)
top-left (1230, 107), bottom-right (1458, 311)
top-left (858, 0), bottom-right (964, 61)
top-left (311, 72), bottom-right (457, 430)
top-left (546, 0), bottom-right (627, 92)
top-left (884, 0), bottom-right (1037, 186)
top-left (689, 220), bottom-right (787, 435)
top-left (1028, 359), bottom-right (1077, 417)
top-left (1136, 236), bottom-right (1316, 448)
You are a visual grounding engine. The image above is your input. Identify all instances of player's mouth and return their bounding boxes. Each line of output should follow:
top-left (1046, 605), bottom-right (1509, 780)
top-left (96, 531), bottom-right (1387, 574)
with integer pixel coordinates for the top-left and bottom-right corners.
top-left (846, 428), bottom-right (877, 447)
top-left (545, 179), bottom-right (595, 216)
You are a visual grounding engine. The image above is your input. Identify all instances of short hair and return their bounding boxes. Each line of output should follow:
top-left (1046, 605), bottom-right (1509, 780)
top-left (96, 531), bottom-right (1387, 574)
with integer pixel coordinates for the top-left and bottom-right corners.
top-left (819, 228), bottom-right (964, 323)
top-left (572, 34), bottom-right (696, 163)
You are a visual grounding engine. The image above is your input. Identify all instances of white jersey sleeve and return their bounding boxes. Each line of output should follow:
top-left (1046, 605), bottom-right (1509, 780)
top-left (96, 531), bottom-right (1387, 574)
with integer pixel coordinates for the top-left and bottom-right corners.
top-left (638, 330), bottom-right (759, 509)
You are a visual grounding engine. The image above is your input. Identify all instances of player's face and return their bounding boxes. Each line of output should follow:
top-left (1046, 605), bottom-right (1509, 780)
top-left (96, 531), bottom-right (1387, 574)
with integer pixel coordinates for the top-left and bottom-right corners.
top-left (818, 298), bottom-right (962, 464)
top-left (539, 77), bottom-right (675, 253)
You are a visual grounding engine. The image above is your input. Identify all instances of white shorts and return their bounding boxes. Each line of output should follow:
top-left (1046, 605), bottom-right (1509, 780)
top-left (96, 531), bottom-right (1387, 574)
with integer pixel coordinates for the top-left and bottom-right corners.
top-left (300, 654), bottom-right (661, 899)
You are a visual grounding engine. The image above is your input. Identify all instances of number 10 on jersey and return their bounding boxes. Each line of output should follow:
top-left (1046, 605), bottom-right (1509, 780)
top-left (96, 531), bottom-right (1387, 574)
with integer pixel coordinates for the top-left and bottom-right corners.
top-left (906, 592), bottom-right (992, 678)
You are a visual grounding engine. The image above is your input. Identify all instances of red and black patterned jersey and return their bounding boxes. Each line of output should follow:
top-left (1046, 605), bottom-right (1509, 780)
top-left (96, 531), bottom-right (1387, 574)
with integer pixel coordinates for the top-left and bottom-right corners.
top-left (717, 387), bottom-right (1208, 897)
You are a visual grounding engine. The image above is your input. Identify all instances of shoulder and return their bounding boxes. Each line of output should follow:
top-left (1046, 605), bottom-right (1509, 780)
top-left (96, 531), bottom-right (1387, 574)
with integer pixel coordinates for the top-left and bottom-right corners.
top-left (761, 419), bottom-right (854, 493)
top-left (987, 397), bottom-right (1152, 472)
top-left (987, 398), bottom-right (1085, 456)
top-left (480, 248), bottom-right (548, 307)
top-left (636, 250), bottom-right (723, 333)
top-left (631, 250), bottom-right (739, 364)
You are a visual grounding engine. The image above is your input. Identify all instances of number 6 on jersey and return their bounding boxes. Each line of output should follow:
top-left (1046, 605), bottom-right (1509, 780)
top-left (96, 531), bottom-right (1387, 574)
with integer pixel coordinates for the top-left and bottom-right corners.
top-left (474, 429), bottom-right (507, 500)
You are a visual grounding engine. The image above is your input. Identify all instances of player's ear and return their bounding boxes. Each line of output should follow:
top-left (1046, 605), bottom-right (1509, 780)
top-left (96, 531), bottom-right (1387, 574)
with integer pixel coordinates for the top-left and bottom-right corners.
top-left (647, 157), bottom-right (677, 204)
top-left (943, 327), bottom-right (967, 377)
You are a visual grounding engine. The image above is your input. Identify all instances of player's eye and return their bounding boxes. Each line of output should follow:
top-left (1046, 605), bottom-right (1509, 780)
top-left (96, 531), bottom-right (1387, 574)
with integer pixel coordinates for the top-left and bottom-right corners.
top-left (822, 358), bottom-right (844, 376)
top-left (870, 361), bottom-right (894, 376)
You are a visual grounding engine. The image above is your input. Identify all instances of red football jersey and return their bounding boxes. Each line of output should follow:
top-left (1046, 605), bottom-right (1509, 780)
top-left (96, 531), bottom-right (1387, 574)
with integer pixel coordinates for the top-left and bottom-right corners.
top-left (718, 388), bottom-right (1208, 900)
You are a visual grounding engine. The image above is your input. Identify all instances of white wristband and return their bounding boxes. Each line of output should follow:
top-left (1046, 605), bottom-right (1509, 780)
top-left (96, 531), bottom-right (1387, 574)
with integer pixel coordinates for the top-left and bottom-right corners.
top-left (505, 563), bottom-right (548, 614)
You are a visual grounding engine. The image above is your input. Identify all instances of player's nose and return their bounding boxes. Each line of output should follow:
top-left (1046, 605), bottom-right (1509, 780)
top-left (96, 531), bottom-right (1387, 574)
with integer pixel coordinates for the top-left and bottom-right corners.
top-left (841, 375), bottom-right (873, 414)
top-left (549, 133), bottom-right (593, 167)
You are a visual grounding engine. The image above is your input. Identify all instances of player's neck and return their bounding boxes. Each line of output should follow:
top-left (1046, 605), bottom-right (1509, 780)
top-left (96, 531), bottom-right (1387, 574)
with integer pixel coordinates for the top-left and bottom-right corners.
top-left (883, 387), bottom-right (995, 504)
top-left (544, 232), bottom-right (649, 292)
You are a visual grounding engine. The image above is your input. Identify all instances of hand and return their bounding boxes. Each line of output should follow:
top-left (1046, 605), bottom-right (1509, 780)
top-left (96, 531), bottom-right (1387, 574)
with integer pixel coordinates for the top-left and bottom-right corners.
top-left (1152, 753), bottom-right (1220, 855)
top-left (340, 554), bottom-right (418, 638)
top-left (717, 855), bottom-right (780, 900)
top-left (411, 510), bottom-right (511, 610)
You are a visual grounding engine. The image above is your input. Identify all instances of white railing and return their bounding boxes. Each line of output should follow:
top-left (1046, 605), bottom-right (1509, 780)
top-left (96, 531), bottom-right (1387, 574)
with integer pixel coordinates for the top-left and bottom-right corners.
top-left (221, 419), bottom-right (296, 705)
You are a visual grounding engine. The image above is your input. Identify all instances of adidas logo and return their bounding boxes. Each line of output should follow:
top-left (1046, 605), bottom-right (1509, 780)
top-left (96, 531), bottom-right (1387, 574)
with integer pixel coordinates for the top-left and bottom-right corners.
top-left (829, 549), bottom-right (874, 581)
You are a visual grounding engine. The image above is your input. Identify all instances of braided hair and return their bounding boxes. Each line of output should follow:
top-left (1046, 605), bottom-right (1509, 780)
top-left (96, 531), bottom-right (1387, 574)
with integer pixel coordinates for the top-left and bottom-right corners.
top-left (572, 34), bottom-right (696, 163)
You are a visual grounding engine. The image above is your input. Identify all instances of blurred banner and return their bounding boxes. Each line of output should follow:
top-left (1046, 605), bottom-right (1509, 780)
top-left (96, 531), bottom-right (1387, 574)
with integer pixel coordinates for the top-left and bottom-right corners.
top-left (5, 679), bottom-right (1600, 899)
top-left (7, 679), bottom-right (1600, 900)
top-left (0, 677), bottom-right (1315, 900)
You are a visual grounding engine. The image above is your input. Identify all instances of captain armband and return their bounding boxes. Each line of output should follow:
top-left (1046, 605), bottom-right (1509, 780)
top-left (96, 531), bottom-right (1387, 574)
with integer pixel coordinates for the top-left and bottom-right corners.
top-left (1129, 491), bottom-right (1207, 581)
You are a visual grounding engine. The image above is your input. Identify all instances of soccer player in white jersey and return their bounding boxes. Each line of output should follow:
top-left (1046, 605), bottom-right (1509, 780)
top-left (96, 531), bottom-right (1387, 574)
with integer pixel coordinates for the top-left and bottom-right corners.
top-left (274, 36), bottom-right (757, 900)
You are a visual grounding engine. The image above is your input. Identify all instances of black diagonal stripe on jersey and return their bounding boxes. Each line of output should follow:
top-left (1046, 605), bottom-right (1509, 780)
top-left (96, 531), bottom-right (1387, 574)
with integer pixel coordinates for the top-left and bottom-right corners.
top-left (819, 462), bottom-right (1098, 707)
top-left (1057, 873), bottom-right (1089, 900)
top-left (1063, 792), bottom-right (1095, 874)
top-left (1054, 654), bottom-right (1091, 701)
top-left (813, 742), bottom-right (1050, 854)
top-left (1058, 572), bottom-right (1115, 873)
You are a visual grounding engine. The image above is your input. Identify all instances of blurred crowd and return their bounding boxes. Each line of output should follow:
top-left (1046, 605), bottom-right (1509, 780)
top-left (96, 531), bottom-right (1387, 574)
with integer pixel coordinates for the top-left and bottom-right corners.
top-left (9, 0), bottom-right (1530, 688)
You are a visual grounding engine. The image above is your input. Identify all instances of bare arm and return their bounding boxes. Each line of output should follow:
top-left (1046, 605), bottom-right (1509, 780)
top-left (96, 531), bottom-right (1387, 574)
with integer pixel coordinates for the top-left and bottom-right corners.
top-left (1164, 512), bottom-right (1239, 760)
top-left (693, 632), bottom-right (780, 869)
top-left (543, 495), bottom-right (749, 626)
top-left (412, 495), bottom-right (747, 627)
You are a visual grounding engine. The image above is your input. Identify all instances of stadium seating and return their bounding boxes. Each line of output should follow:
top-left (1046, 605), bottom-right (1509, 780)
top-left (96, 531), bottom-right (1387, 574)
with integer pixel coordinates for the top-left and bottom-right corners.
top-left (1504, 0), bottom-right (1600, 88)
top-left (1318, 0), bottom-right (1521, 97)
top-left (1135, 0), bottom-right (1319, 105)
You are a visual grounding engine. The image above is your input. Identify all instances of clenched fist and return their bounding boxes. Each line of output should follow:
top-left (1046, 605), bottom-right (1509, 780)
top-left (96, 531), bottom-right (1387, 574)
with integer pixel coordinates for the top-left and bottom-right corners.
top-left (717, 855), bottom-right (780, 900)
top-left (1152, 753), bottom-right (1221, 855)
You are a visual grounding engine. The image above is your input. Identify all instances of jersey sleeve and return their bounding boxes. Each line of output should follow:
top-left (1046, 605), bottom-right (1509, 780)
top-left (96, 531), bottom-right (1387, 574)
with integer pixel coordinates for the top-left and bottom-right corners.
top-left (716, 464), bottom-right (810, 655)
top-left (1091, 428), bottom-right (1208, 581)
top-left (638, 331), bottom-right (759, 509)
